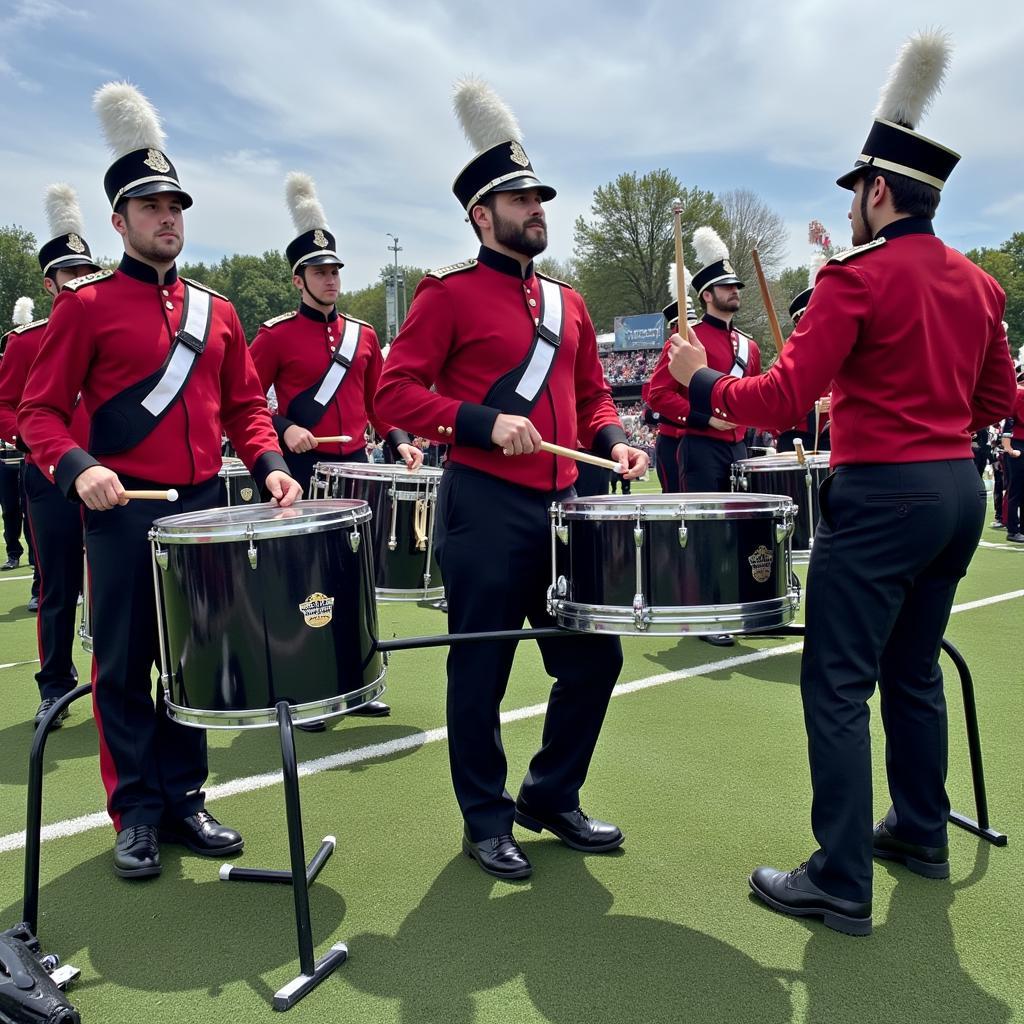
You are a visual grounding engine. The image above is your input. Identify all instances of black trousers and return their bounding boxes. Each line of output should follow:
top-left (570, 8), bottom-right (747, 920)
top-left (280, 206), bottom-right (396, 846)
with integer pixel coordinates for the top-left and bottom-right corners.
top-left (434, 466), bottom-right (623, 840)
top-left (1005, 442), bottom-right (1024, 534)
top-left (801, 460), bottom-right (985, 902)
top-left (0, 459), bottom-right (24, 560)
top-left (23, 464), bottom-right (83, 700)
top-left (655, 434), bottom-right (681, 493)
top-left (680, 435), bottom-right (746, 493)
top-left (993, 458), bottom-right (1004, 520)
top-left (84, 476), bottom-right (222, 831)
top-left (285, 447), bottom-right (368, 497)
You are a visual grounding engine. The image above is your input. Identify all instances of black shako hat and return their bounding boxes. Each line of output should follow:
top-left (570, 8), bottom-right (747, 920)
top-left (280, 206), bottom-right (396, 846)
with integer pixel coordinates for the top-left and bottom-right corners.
top-left (103, 147), bottom-right (193, 209)
top-left (283, 173), bottom-right (343, 274)
top-left (38, 183), bottom-right (100, 277)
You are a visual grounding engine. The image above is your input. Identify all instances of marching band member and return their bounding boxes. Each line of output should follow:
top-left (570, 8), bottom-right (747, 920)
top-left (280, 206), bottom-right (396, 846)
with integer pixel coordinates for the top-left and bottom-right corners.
top-left (0, 186), bottom-right (99, 726)
top-left (19, 82), bottom-right (300, 880)
top-left (377, 77), bottom-right (647, 879)
top-left (1001, 379), bottom-right (1024, 541)
top-left (669, 32), bottom-right (1017, 934)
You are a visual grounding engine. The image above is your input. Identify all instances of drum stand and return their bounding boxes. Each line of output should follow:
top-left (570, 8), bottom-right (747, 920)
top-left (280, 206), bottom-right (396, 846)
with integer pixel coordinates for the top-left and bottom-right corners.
top-left (219, 701), bottom-right (347, 1012)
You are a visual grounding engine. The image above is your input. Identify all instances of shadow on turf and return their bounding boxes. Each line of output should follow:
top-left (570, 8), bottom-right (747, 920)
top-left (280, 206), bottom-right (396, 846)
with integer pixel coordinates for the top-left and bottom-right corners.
top-left (0, 715), bottom-right (98, 786)
top-left (637, 637), bottom-right (801, 687)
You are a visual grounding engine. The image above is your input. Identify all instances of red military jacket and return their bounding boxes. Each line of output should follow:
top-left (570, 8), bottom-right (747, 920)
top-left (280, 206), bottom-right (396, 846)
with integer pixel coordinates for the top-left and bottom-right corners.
top-left (648, 313), bottom-right (762, 444)
top-left (643, 342), bottom-right (687, 440)
top-left (687, 220), bottom-right (1016, 466)
top-left (249, 303), bottom-right (406, 459)
top-left (1002, 386), bottom-right (1024, 441)
top-left (18, 254), bottom-right (286, 496)
top-left (376, 245), bottom-right (626, 492)
top-left (0, 317), bottom-right (90, 465)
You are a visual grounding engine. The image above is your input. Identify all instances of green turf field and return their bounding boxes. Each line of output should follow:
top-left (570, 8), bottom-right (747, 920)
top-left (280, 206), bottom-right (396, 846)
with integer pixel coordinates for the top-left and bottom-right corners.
top-left (0, 521), bottom-right (1021, 1023)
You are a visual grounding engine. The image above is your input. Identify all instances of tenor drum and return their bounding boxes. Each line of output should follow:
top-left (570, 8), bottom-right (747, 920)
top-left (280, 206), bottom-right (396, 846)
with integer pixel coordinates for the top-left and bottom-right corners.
top-left (219, 456), bottom-right (259, 507)
top-left (548, 493), bottom-right (799, 636)
top-left (149, 500), bottom-right (385, 729)
top-left (311, 462), bottom-right (443, 601)
top-left (731, 453), bottom-right (830, 563)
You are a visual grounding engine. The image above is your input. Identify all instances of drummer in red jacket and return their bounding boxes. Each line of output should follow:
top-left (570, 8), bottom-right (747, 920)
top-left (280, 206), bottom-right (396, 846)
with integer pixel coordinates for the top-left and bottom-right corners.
top-left (668, 32), bottom-right (1017, 935)
top-left (18, 83), bottom-right (301, 881)
top-left (377, 77), bottom-right (647, 881)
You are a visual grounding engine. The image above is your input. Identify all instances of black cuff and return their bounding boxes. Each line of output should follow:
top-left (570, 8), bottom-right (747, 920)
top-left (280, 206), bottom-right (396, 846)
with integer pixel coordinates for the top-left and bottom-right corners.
top-left (592, 424), bottom-right (629, 460)
top-left (55, 447), bottom-right (101, 500)
top-left (271, 414), bottom-right (295, 439)
top-left (252, 450), bottom-right (291, 497)
top-left (386, 429), bottom-right (412, 454)
top-left (687, 411), bottom-right (711, 430)
top-left (455, 402), bottom-right (501, 450)
top-left (689, 367), bottom-right (726, 419)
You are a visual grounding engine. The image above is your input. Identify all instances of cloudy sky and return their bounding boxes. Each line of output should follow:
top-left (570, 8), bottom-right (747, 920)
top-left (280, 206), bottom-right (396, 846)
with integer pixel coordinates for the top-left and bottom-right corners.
top-left (1, 0), bottom-right (1021, 291)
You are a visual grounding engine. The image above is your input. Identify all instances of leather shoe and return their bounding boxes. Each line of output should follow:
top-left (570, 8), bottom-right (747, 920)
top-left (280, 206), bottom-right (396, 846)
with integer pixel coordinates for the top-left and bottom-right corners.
top-left (873, 819), bottom-right (949, 879)
top-left (462, 832), bottom-right (532, 879)
top-left (295, 719), bottom-right (329, 733)
top-left (700, 633), bottom-right (735, 647)
top-left (749, 863), bottom-right (871, 936)
top-left (514, 797), bottom-right (624, 852)
top-left (114, 824), bottom-right (161, 879)
top-left (33, 699), bottom-right (69, 730)
top-left (346, 699), bottom-right (391, 718)
top-left (27, 595), bottom-right (39, 612)
top-left (0, 556), bottom-right (20, 571)
top-left (160, 810), bottom-right (243, 856)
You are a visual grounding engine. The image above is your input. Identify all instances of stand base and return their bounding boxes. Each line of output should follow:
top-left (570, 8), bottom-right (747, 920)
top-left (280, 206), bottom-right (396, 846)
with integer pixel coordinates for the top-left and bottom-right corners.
top-left (949, 811), bottom-right (1008, 847)
top-left (273, 942), bottom-right (349, 1012)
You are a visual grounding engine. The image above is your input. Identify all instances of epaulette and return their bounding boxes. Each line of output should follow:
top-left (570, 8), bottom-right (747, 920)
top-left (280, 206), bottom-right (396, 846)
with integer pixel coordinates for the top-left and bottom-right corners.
top-left (180, 276), bottom-right (228, 300)
top-left (11, 318), bottom-right (49, 335)
top-left (827, 238), bottom-right (886, 265)
top-left (734, 326), bottom-right (753, 340)
top-left (63, 269), bottom-right (113, 291)
top-left (261, 310), bottom-right (298, 329)
top-left (428, 259), bottom-right (477, 279)
top-left (341, 314), bottom-right (373, 329)
top-left (536, 270), bottom-right (574, 290)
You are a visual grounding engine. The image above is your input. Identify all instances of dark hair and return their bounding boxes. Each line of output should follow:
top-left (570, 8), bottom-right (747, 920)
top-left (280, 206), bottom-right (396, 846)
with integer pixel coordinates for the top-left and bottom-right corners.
top-left (860, 166), bottom-right (941, 220)
top-left (468, 194), bottom-right (498, 241)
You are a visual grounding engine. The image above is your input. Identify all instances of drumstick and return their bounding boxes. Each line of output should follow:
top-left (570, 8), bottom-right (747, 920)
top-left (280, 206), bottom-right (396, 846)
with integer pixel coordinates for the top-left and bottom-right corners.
top-left (813, 400), bottom-right (822, 454)
top-left (123, 489), bottom-right (178, 501)
top-left (312, 435), bottom-right (353, 444)
top-left (671, 198), bottom-right (688, 332)
top-left (538, 441), bottom-right (622, 473)
top-left (751, 249), bottom-right (784, 356)
top-left (792, 437), bottom-right (807, 466)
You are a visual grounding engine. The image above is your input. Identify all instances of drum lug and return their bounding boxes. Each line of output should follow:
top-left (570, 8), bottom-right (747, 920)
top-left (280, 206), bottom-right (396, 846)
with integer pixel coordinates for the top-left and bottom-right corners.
top-left (633, 524), bottom-right (643, 548)
top-left (246, 523), bottom-right (258, 569)
top-left (677, 522), bottom-right (688, 549)
top-left (556, 526), bottom-right (568, 545)
top-left (155, 547), bottom-right (168, 570)
top-left (348, 527), bottom-right (361, 554)
top-left (632, 593), bottom-right (650, 632)
top-left (551, 502), bottom-right (568, 545)
top-left (776, 515), bottom-right (795, 544)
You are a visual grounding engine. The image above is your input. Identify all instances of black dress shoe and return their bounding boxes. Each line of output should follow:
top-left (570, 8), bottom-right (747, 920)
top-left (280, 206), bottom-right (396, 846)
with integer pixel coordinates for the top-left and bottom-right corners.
top-left (0, 556), bottom-right (20, 571)
top-left (873, 819), bottom-right (949, 879)
top-left (514, 798), bottom-right (624, 852)
top-left (27, 595), bottom-right (39, 612)
top-left (700, 633), bottom-right (735, 647)
top-left (749, 863), bottom-right (872, 936)
top-left (346, 699), bottom-right (391, 718)
top-left (114, 824), bottom-right (162, 879)
top-left (160, 810), bottom-right (243, 856)
top-left (462, 833), bottom-right (532, 879)
top-left (33, 699), bottom-right (69, 730)
top-left (295, 719), bottom-right (329, 733)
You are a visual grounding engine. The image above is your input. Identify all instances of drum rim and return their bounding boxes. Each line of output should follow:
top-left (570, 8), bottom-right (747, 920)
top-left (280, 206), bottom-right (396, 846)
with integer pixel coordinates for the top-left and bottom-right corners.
top-left (313, 460), bottom-right (442, 483)
top-left (733, 454), bottom-right (830, 472)
top-left (150, 498), bottom-right (371, 542)
top-left (556, 493), bottom-right (797, 520)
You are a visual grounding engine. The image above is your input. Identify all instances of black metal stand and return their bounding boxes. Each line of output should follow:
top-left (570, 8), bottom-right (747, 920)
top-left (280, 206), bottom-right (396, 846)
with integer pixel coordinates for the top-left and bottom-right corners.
top-left (760, 625), bottom-right (1007, 846)
top-left (220, 701), bottom-right (347, 1012)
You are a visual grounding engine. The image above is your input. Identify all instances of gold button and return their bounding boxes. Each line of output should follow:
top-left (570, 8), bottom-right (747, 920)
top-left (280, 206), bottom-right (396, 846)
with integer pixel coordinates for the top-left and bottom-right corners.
top-left (330, 346), bottom-right (336, 352)
top-left (528, 298), bottom-right (537, 307)
top-left (49, 465), bottom-right (55, 474)
top-left (715, 408), bottom-right (722, 414)
top-left (438, 425), bottom-right (445, 434)
top-left (162, 289), bottom-right (169, 297)
top-left (446, 426), bottom-right (453, 435)
top-left (165, 301), bottom-right (173, 310)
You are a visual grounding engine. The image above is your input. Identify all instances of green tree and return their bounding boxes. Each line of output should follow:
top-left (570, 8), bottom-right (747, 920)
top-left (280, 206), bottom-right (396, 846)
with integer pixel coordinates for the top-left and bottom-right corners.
top-left (965, 233), bottom-right (1023, 355)
top-left (572, 170), bottom-right (725, 332)
top-left (0, 226), bottom-right (50, 339)
top-left (341, 266), bottom-right (425, 343)
top-left (534, 256), bottom-right (579, 288)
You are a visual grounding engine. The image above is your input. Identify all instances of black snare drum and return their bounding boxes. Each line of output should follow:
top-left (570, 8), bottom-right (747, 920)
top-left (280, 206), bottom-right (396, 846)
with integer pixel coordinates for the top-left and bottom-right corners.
top-left (311, 462), bottom-right (443, 601)
top-left (548, 493), bottom-right (799, 635)
top-left (731, 453), bottom-right (830, 563)
top-left (219, 456), bottom-right (259, 507)
top-left (149, 500), bottom-right (385, 729)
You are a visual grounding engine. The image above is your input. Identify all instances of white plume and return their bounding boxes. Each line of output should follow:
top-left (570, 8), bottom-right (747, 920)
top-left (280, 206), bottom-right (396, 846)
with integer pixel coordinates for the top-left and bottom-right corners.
top-left (44, 183), bottom-right (85, 238)
top-left (285, 172), bottom-right (329, 233)
top-left (692, 226), bottom-right (729, 268)
top-left (453, 75), bottom-right (523, 152)
top-left (93, 81), bottom-right (166, 157)
top-left (12, 297), bottom-right (34, 326)
top-left (808, 251), bottom-right (827, 289)
top-left (667, 262), bottom-right (693, 300)
top-left (874, 29), bottom-right (952, 129)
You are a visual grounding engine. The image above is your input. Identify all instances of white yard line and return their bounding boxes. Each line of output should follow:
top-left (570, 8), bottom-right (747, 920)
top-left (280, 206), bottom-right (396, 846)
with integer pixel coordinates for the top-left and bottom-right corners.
top-left (1, 587), bottom-right (1021, 856)
top-left (0, 574), bottom-right (34, 582)
top-left (0, 659), bottom-right (40, 671)
top-left (977, 540), bottom-right (1024, 552)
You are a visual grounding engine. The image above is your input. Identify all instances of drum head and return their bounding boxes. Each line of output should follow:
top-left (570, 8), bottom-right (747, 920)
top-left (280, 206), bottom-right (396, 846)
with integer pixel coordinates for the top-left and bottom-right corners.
top-left (152, 499), bottom-right (371, 543)
top-left (558, 493), bottom-right (795, 520)
top-left (734, 453), bottom-right (830, 473)
top-left (313, 460), bottom-right (441, 483)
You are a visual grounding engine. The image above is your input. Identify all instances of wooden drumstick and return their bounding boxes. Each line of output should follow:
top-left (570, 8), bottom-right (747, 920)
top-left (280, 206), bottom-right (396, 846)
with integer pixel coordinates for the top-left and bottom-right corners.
top-left (312, 435), bottom-right (353, 444)
top-left (752, 249), bottom-right (784, 356)
top-left (792, 437), bottom-right (807, 466)
top-left (813, 399), bottom-right (822, 454)
top-left (123, 489), bottom-right (178, 501)
top-left (671, 197), bottom-right (688, 331)
top-left (538, 441), bottom-right (622, 473)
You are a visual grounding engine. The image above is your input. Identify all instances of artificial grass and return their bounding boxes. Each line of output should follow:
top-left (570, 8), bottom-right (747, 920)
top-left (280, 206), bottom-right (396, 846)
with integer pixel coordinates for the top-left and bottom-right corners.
top-left (0, 536), bottom-right (1020, 1022)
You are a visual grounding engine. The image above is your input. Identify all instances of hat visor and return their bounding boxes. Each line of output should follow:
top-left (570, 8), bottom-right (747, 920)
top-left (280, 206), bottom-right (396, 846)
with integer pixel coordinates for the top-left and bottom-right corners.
top-left (836, 162), bottom-right (867, 191)
top-left (44, 255), bottom-right (101, 274)
top-left (488, 175), bottom-right (557, 202)
top-left (121, 180), bottom-right (194, 209)
top-left (296, 253), bottom-right (344, 270)
top-left (712, 276), bottom-right (744, 289)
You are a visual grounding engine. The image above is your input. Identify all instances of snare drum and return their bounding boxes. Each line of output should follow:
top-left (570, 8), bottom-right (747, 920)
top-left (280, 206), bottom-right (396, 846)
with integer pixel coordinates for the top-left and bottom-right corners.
top-left (311, 462), bottom-right (443, 601)
top-left (731, 453), bottom-right (830, 563)
top-left (219, 456), bottom-right (259, 506)
top-left (149, 500), bottom-right (385, 729)
top-left (548, 493), bottom-right (799, 635)
top-left (0, 442), bottom-right (24, 466)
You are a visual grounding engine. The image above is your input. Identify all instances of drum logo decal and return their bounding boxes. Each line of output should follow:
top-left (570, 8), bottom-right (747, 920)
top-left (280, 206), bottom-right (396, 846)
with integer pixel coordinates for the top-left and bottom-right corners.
top-left (240, 487), bottom-right (254, 502)
top-left (748, 545), bottom-right (774, 583)
top-left (299, 592), bottom-right (335, 628)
